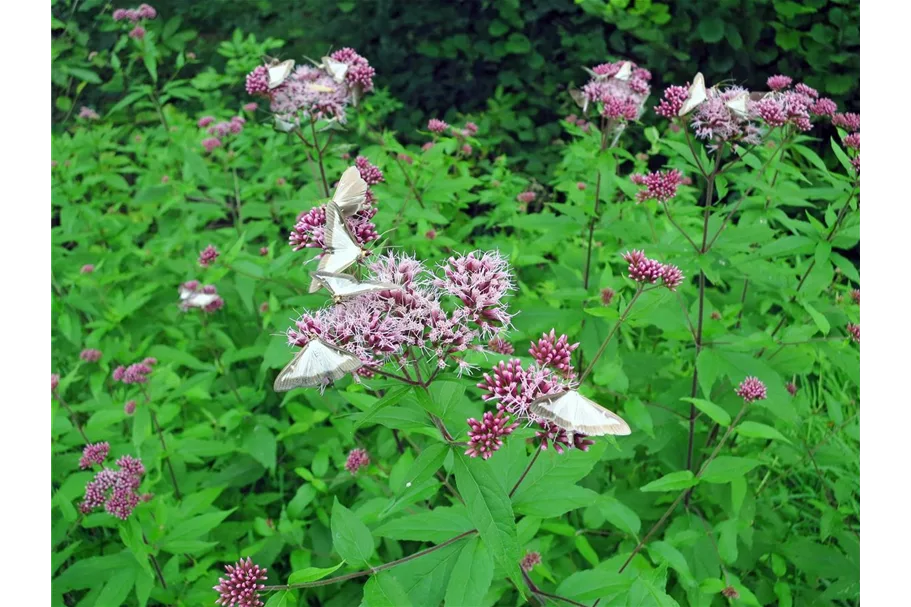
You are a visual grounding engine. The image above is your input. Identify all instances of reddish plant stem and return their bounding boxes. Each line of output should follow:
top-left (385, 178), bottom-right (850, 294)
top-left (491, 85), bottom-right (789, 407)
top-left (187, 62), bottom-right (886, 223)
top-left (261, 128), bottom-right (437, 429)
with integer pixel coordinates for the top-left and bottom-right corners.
top-left (54, 389), bottom-right (89, 442)
top-left (143, 386), bottom-right (182, 500)
top-left (509, 448), bottom-right (543, 498)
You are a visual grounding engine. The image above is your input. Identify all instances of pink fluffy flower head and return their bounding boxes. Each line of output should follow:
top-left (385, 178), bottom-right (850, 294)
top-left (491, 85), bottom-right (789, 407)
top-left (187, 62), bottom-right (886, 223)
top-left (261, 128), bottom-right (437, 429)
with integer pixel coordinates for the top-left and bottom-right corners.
top-left (79, 442), bottom-right (110, 469)
top-left (329, 47), bottom-right (376, 92)
top-left (124, 400), bottom-right (137, 415)
top-left (766, 75), bottom-right (793, 91)
top-left (622, 250), bottom-right (664, 284)
top-left (631, 169), bottom-right (684, 203)
top-left (660, 264), bottom-right (685, 291)
top-left (243, 102), bottom-right (258, 112)
top-left (536, 421), bottom-right (594, 453)
top-left (601, 287), bottom-right (615, 305)
top-left (198, 244), bottom-right (219, 267)
top-left (345, 448), bottom-right (370, 474)
top-left (463, 121), bottom-right (479, 136)
top-left (52, 373), bottom-right (60, 391)
top-left (735, 376), bottom-right (767, 403)
top-left (197, 116), bottom-right (215, 128)
top-left (529, 329), bottom-right (579, 379)
top-left (847, 323), bottom-right (860, 343)
top-left (435, 251), bottom-right (514, 331)
top-left (521, 552), bottom-right (542, 572)
top-left (810, 98), bottom-right (837, 117)
top-left (201, 137), bottom-right (222, 153)
top-left (654, 84), bottom-right (689, 119)
top-left (288, 202), bottom-right (378, 253)
top-left (427, 119), bottom-right (449, 133)
top-left (488, 337), bottom-right (514, 355)
top-left (112, 358), bottom-right (155, 384)
top-left (690, 86), bottom-right (762, 143)
top-left (832, 112), bottom-right (860, 132)
top-left (78, 107), bottom-right (100, 120)
top-left (355, 155), bottom-right (384, 185)
top-left (128, 26), bottom-right (146, 40)
top-left (516, 191), bottom-right (537, 204)
top-left (245, 66), bottom-right (270, 96)
top-left (80, 455), bottom-right (146, 519)
top-left (843, 133), bottom-right (860, 150)
top-left (214, 558), bottom-right (268, 607)
top-left (850, 288), bottom-right (860, 303)
top-left (465, 410), bottom-right (519, 460)
top-left (581, 60), bottom-right (651, 122)
top-left (80, 264), bottom-right (95, 274)
top-left (786, 382), bottom-right (797, 396)
top-left (80, 348), bottom-right (102, 363)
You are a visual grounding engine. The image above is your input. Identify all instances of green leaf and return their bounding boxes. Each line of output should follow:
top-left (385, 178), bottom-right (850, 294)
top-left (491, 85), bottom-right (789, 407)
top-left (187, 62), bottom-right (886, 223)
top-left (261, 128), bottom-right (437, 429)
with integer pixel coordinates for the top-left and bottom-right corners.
top-left (680, 398), bottom-right (731, 426)
top-left (698, 17), bottom-right (725, 41)
top-left (444, 537), bottom-right (494, 606)
top-left (363, 572), bottom-right (413, 607)
top-left (263, 591), bottom-right (292, 607)
top-left (800, 300), bottom-right (830, 335)
top-left (288, 562), bottom-right (345, 584)
top-left (95, 569), bottom-right (135, 607)
top-left (736, 421), bottom-right (791, 443)
top-left (401, 443), bottom-right (449, 491)
top-left (640, 470), bottom-right (698, 492)
top-left (147, 345), bottom-right (216, 371)
top-left (701, 456), bottom-right (761, 484)
top-left (513, 483), bottom-right (600, 518)
top-left (452, 453), bottom-right (523, 593)
top-left (374, 506), bottom-right (473, 542)
top-left (243, 426), bottom-right (276, 471)
top-left (353, 385), bottom-right (412, 431)
top-left (331, 497), bottom-right (375, 566)
top-left (598, 496), bottom-right (641, 536)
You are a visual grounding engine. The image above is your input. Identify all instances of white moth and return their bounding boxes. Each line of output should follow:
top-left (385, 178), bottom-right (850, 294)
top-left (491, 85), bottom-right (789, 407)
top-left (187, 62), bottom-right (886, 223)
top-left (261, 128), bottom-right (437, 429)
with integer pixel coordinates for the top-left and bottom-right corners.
top-left (308, 202), bottom-right (368, 293)
top-left (530, 390), bottom-right (631, 436)
top-left (614, 61), bottom-right (633, 81)
top-left (312, 271), bottom-right (399, 302)
top-left (273, 338), bottom-right (362, 392)
top-left (331, 167), bottom-right (369, 217)
top-left (678, 72), bottom-right (707, 117)
top-left (178, 286), bottom-right (219, 311)
top-left (569, 87), bottom-right (589, 114)
top-left (266, 59), bottom-right (295, 90)
top-left (321, 56), bottom-right (349, 83)
top-left (724, 91), bottom-right (749, 117)
top-left (274, 115), bottom-right (297, 133)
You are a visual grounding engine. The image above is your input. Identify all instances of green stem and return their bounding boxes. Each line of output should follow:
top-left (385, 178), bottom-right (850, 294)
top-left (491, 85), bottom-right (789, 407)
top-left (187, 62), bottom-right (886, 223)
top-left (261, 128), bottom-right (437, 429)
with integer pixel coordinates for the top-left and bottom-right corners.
top-left (581, 117), bottom-right (611, 292)
top-left (310, 117), bottom-right (330, 197)
top-left (579, 286), bottom-right (644, 384)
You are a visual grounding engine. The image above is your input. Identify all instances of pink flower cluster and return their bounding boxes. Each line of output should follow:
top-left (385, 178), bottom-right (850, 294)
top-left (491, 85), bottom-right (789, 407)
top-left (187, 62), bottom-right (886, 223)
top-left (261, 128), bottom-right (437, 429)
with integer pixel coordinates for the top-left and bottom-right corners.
top-left (198, 116), bottom-right (245, 153)
top-left (488, 337), bottom-right (514, 355)
top-left (288, 162), bottom-right (380, 253)
top-left (631, 169), bottom-right (684, 203)
top-left (80, 264), bottom-right (95, 274)
top-left (112, 4), bottom-right (156, 22)
top-left (654, 85), bottom-right (690, 119)
top-left (752, 81), bottom-right (834, 131)
top-left (465, 410), bottom-right (519, 460)
top-left (79, 442), bottom-right (110, 469)
top-left (622, 250), bottom-right (684, 290)
top-left (345, 448), bottom-right (370, 474)
top-left (214, 558), bottom-right (268, 607)
top-left (832, 112), bottom-right (860, 132)
top-left (516, 191), bottom-right (537, 204)
top-left (179, 280), bottom-right (225, 313)
top-left (52, 373), bottom-right (60, 391)
top-left (286, 252), bottom-right (514, 372)
top-left (580, 60), bottom-right (652, 122)
top-left (846, 322), bottom-right (860, 343)
top-left (80, 348), bottom-right (102, 363)
top-left (427, 119), bottom-right (449, 133)
top-left (521, 552), bottom-right (542, 572)
top-left (691, 86), bottom-right (762, 144)
top-left (565, 113), bottom-right (592, 133)
top-left (199, 244), bottom-right (219, 267)
top-left (112, 357), bottom-right (157, 384)
top-left (766, 75), bottom-right (793, 91)
top-left (529, 329), bottom-right (579, 378)
top-left (735, 376), bottom-right (767, 403)
top-left (246, 49), bottom-right (374, 125)
top-left (475, 329), bottom-right (594, 455)
top-left (80, 453), bottom-right (146, 520)
top-left (78, 107), bottom-right (100, 120)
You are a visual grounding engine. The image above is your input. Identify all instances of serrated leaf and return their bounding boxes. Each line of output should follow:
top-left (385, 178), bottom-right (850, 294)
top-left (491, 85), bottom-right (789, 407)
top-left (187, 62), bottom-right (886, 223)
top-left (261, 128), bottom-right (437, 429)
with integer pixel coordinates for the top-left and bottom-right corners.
top-left (288, 562), bottom-right (345, 584)
top-left (363, 572), bottom-right (413, 607)
top-left (452, 453), bottom-right (523, 593)
top-left (680, 398), bottom-right (731, 426)
top-left (736, 421), bottom-right (791, 443)
top-left (353, 385), bottom-right (412, 431)
top-left (700, 456), bottom-right (761, 484)
top-left (331, 498), bottom-right (375, 566)
top-left (640, 470), bottom-right (698, 492)
top-left (444, 537), bottom-right (494, 606)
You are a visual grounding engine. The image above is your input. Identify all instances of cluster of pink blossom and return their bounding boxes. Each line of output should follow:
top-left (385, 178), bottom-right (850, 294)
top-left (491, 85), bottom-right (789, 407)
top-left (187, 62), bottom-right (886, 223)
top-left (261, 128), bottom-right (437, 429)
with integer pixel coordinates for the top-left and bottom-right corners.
top-left (465, 410), bottom-right (520, 459)
top-left (516, 191), bottom-right (537, 204)
top-left (693, 86), bottom-right (762, 144)
top-left (850, 289), bottom-right (860, 304)
top-left (197, 115), bottom-right (245, 153)
top-left (80, 451), bottom-right (147, 520)
top-left (622, 250), bottom-right (685, 291)
top-left (580, 60), bottom-right (652, 122)
top-left (81, 264), bottom-right (95, 274)
top-left (78, 107), bottom-right (100, 121)
top-left (521, 552), bottom-right (542, 572)
top-left (846, 322), bottom-right (860, 343)
top-left (214, 558), bottom-right (268, 607)
top-left (286, 251), bottom-right (513, 372)
top-left (488, 337), bottom-right (514, 355)
top-left (473, 330), bottom-right (594, 458)
top-left (427, 119), bottom-right (449, 133)
top-left (112, 357), bottom-right (157, 384)
top-left (179, 280), bottom-right (225, 313)
top-left (52, 373), bottom-right (60, 391)
top-left (832, 112), bottom-right (860, 173)
top-left (79, 348), bottom-right (102, 363)
top-left (288, 159), bottom-right (382, 252)
top-left (112, 4), bottom-right (156, 22)
top-left (345, 448), bottom-right (370, 474)
top-left (631, 169), bottom-right (684, 203)
top-left (601, 287), bottom-right (616, 305)
top-left (198, 244), bottom-right (219, 267)
top-left (246, 48), bottom-right (374, 125)
top-left (565, 114), bottom-right (592, 133)
top-left (735, 376), bottom-right (767, 403)
top-left (751, 78), bottom-right (837, 132)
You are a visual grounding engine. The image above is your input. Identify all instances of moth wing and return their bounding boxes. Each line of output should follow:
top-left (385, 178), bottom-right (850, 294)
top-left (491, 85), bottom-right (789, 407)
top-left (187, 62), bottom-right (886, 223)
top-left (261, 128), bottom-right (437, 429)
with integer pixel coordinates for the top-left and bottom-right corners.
top-left (268, 59), bottom-right (295, 89)
top-left (322, 56), bottom-right (349, 83)
top-left (678, 72), bottom-right (707, 116)
top-left (331, 167), bottom-right (369, 216)
top-left (180, 292), bottom-right (218, 310)
top-left (749, 91), bottom-right (771, 102)
top-left (530, 391), bottom-right (631, 436)
top-left (178, 286), bottom-right (194, 301)
top-left (568, 88), bottom-right (588, 114)
top-left (615, 61), bottom-right (632, 81)
top-left (725, 92), bottom-right (749, 117)
top-left (273, 339), bottom-right (361, 391)
top-left (317, 203), bottom-right (362, 276)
